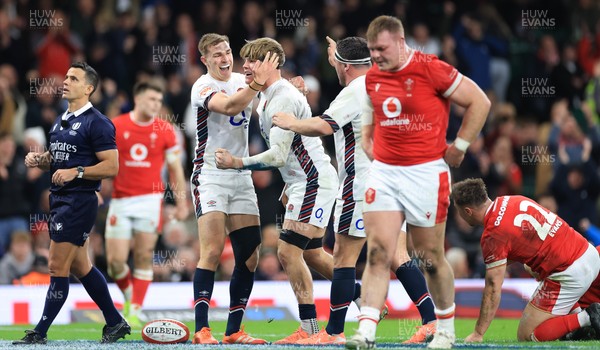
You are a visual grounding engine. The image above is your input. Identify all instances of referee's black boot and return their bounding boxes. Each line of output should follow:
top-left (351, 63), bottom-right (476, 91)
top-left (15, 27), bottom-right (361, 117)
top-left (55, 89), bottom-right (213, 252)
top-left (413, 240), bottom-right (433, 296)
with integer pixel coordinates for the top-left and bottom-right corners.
top-left (101, 318), bottom-right (131, 343)
top-left (13, 330), bottom-right (47, 345)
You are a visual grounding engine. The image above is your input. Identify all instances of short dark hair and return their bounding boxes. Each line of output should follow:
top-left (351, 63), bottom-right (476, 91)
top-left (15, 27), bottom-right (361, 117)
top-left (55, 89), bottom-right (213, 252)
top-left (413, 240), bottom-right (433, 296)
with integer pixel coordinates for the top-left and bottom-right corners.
top-left (336, 37), bottom-right (371, 67)
top-left (452, 178), bottom-right (489, 207)
top-left (70, 62), bottom-right (99, 96)
top-left (133, 81), bottom-right (164, 96)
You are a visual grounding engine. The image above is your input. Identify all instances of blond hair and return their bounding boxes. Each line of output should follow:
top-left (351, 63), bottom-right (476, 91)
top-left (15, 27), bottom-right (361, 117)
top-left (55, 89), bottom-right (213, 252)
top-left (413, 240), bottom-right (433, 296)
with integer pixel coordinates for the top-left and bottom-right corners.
top-left (366, 15), bottom-right (404, 42)
top-left (239, 38), bottom-right (285, 68)
top-left (198, 33), bottom-right (229, 56)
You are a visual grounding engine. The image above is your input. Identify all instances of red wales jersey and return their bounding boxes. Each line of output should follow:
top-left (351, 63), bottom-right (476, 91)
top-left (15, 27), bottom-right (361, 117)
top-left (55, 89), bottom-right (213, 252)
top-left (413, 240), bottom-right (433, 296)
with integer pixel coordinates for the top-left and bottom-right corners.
top-left (365, 50), bottom-right (462, 165)
top-left (482, 195), bottom-right (589, 280)
top-left (112, 112), bottom-right (178, 198)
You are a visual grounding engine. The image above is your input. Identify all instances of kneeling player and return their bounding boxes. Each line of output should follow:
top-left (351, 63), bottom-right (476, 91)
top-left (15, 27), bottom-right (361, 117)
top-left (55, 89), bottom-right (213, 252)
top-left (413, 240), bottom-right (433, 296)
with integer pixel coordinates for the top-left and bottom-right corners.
top-left (452, 178), bottom-right (600, 342)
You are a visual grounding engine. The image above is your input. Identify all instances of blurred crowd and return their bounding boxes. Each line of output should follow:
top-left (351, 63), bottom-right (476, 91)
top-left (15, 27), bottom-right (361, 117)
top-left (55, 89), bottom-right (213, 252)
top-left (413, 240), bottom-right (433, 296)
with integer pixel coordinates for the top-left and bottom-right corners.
top-left (2, 0), bottom-right (600, 285)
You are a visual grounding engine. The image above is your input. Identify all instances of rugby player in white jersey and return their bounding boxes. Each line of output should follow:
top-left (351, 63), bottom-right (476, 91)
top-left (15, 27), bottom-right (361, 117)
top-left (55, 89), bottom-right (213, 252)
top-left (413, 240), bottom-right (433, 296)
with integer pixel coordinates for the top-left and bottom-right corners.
top-left (272, 36), bottom-right (437, 345)
top-left (215, 37), bottom-right (339, 344)
top-left (189, 33), bottom-right (279, 345)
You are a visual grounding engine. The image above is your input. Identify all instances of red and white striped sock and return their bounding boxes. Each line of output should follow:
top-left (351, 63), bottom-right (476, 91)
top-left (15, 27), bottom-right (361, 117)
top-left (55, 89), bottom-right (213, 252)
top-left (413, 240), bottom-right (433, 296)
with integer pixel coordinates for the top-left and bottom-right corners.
top-left (357, 306), bottom-right (380, 341)
top-left (132, 269), bottom-right (153, 308)
top-left (435, 303), bottom-right (456, 334)
top-left (111, 265), bottom-right (132, 301)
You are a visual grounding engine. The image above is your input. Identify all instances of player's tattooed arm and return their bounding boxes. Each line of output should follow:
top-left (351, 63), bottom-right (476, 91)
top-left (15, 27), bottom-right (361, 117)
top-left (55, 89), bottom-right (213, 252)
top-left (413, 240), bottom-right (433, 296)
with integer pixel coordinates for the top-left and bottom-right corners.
top-left (465, 262), bottom-right (506, 342)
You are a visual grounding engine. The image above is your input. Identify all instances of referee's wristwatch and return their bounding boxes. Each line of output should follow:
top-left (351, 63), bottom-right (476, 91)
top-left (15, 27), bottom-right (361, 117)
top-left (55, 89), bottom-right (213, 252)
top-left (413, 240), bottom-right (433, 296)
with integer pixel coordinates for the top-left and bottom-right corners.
top-left (77, 166), bottom-right (85, 179)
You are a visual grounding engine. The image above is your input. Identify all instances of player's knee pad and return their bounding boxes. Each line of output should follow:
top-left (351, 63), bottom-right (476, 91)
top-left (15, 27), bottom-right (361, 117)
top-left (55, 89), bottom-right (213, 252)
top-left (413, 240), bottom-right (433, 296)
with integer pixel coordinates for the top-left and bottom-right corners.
top-left (305, 236), bottom-right (324, 250)
top-left (279, 229), bottom-right (311, 250)
top-left (230, 225), bottom-right (261, 271)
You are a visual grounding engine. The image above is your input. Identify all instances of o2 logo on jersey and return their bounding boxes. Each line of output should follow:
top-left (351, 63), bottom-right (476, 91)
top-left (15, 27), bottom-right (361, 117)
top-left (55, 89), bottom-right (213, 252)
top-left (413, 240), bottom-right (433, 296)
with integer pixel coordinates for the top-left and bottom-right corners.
top-left (382, 97), bottom-right (402, 118)
top-left (315, 208), bottom-right (324, 223)
top-left (229, 110), bottom-right (248, 129)
top-left (355, 219), bottom-right (364, 230)
top-left (130, 143), bottom-right (148, 161)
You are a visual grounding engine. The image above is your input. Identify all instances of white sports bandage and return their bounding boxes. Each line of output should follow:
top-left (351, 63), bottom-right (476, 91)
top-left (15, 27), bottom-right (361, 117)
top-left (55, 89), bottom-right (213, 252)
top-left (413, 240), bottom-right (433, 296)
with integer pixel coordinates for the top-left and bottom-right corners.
top-left (165, 146), bottom-right (181, 164)
top-left (334, 50), bottom-right (371, 65)
top-left (454, 137), bottom-right (470, 152)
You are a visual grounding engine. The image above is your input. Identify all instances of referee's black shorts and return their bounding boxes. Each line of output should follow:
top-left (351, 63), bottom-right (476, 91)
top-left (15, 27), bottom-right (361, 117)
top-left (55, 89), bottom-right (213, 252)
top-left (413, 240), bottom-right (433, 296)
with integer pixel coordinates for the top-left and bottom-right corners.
top-left (49, 191), bottom-right (98, 246)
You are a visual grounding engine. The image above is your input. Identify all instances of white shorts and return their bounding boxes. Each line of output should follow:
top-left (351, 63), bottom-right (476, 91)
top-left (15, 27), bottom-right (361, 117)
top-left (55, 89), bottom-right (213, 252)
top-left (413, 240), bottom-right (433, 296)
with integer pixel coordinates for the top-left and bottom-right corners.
top-left (190, 172), bottom-right (259, 218)
top-left (333, 198), bottom-right (366, 238)
top-left (363, 159), bottom-right (451, 228)
top-left (283, 165), bottom-right (338, 228)
top-left (105, 193), bottom-right (163, 239)
top-left (531, 244), bottom-right (600, 315)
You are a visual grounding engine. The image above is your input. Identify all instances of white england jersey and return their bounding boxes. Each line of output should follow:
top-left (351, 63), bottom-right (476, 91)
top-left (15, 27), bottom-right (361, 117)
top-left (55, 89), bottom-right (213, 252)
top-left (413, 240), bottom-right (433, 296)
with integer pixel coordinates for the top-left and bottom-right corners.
top-left (190, 72), bottom-right (251, 175)
top-left (257, 79), bottom-right (333, 184)
top-left (320, 76), bottom-right (370, 200)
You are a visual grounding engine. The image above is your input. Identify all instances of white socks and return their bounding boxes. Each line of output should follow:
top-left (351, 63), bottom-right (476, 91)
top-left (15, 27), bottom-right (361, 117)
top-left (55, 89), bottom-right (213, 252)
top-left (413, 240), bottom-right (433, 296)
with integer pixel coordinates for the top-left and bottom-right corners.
top-left (301, 318), bottom-right (319, 335)
top-left (434, 303), bottom-right (456, 334)
top-left (578, 310), bottom-right (591, 327)
top-left (357, 306), bottom-right (380, 340)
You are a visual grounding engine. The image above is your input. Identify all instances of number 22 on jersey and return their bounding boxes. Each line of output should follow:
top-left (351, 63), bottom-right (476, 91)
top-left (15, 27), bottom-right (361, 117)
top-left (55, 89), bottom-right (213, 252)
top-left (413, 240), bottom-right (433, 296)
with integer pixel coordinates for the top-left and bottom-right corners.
top-left (513, 200), bottom-right (560, 241)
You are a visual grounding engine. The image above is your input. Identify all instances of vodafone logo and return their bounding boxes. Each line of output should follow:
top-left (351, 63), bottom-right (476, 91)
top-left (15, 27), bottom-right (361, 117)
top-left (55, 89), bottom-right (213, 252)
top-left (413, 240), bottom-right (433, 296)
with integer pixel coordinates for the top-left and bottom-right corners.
top-left (382, 97), bottom-right (401, 118)
top-left (130, 143), bottom-right (148, 161)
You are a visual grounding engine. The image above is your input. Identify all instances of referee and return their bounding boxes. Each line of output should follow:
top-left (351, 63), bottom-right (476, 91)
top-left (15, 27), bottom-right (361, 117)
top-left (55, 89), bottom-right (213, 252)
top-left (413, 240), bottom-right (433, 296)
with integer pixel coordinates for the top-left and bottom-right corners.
top-left (16, 62), bottom-right (130, 344)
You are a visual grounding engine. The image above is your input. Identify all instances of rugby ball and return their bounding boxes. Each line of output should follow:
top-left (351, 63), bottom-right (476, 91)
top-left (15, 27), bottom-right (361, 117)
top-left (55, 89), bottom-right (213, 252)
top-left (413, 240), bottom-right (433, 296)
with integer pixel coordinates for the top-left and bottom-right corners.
top-left (141, 319), bottom-right (190, 344)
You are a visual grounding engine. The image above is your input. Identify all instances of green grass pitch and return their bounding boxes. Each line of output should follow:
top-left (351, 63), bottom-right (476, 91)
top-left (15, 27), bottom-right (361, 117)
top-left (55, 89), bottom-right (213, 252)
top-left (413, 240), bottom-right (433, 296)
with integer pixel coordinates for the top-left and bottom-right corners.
top-left (0, 319), bottom-right (598, 349)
